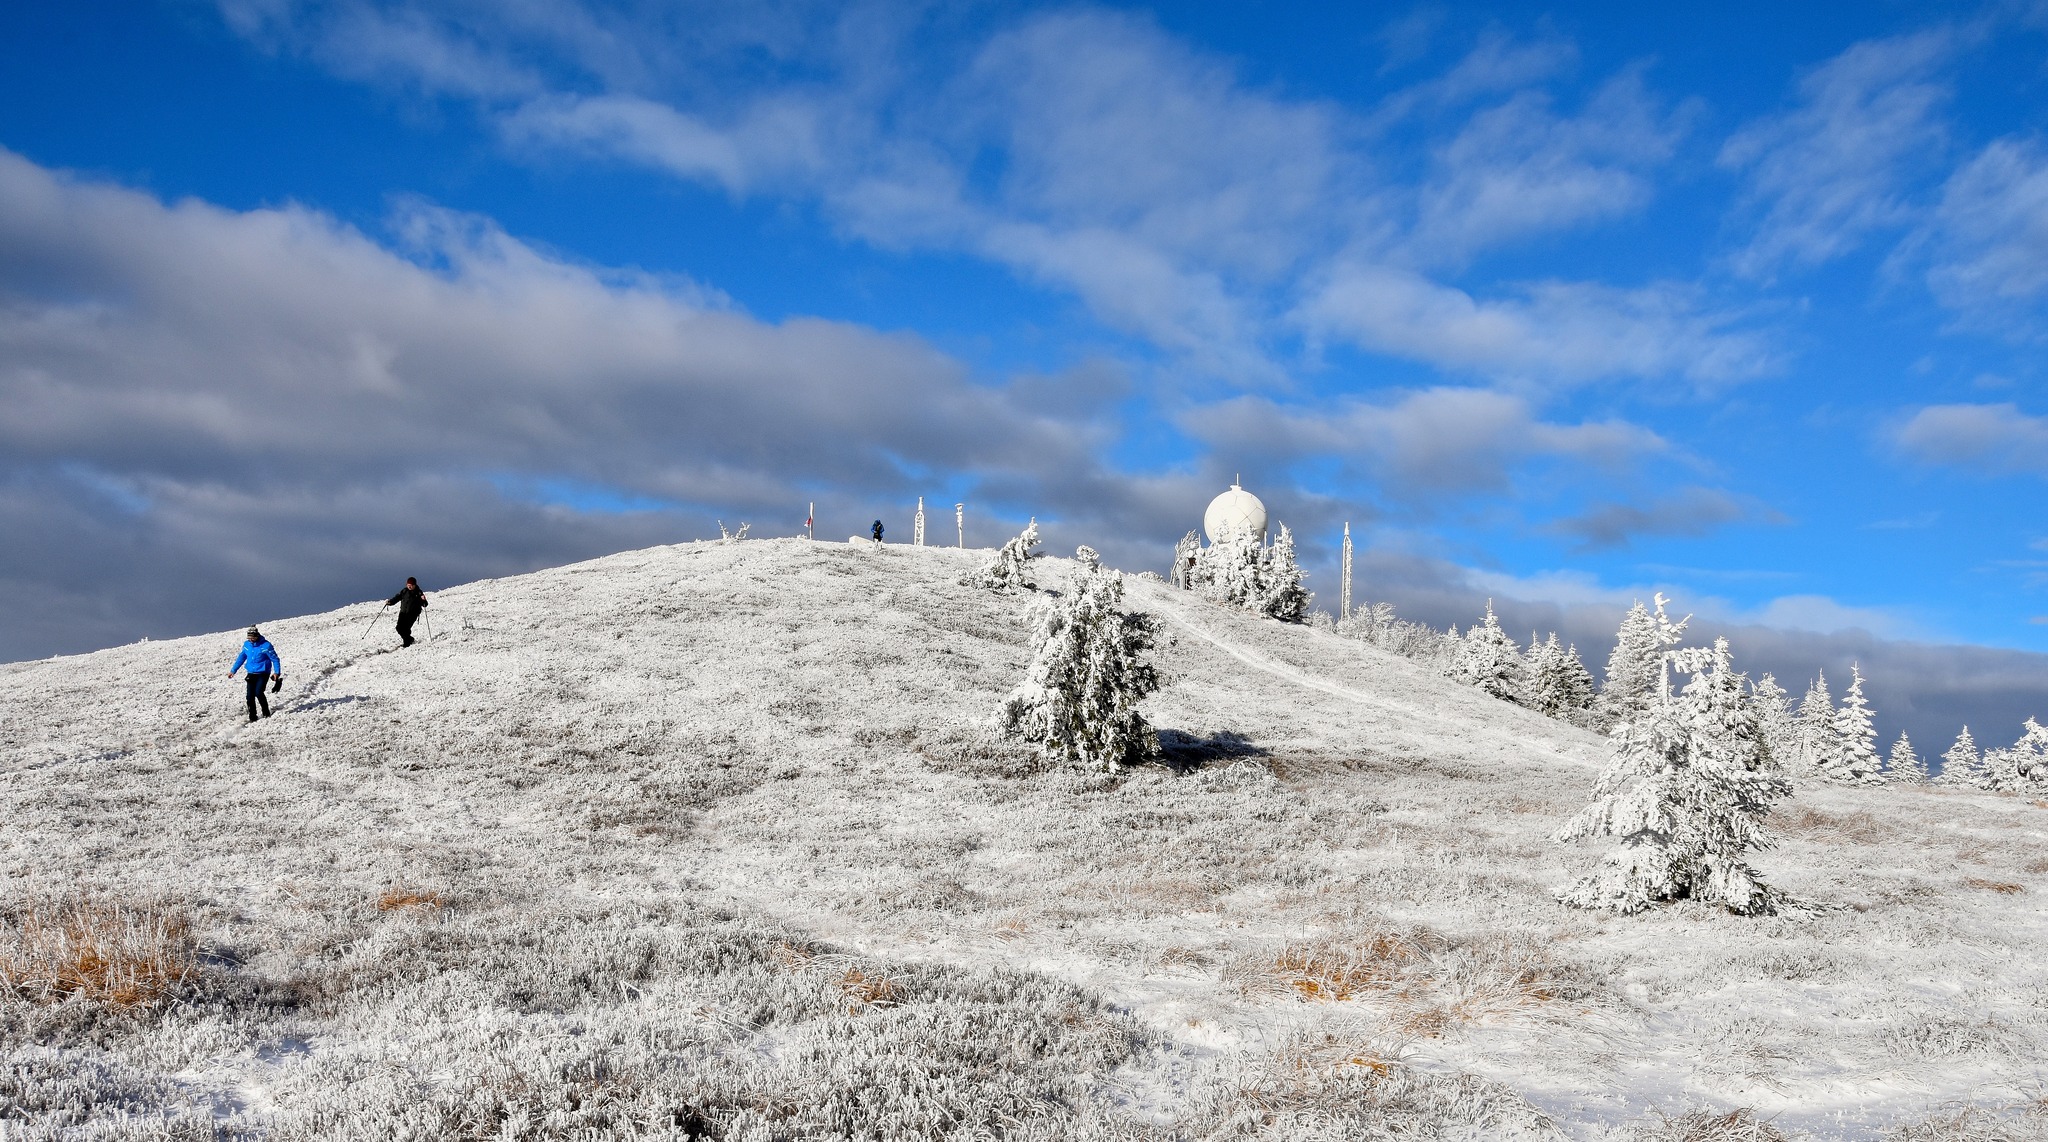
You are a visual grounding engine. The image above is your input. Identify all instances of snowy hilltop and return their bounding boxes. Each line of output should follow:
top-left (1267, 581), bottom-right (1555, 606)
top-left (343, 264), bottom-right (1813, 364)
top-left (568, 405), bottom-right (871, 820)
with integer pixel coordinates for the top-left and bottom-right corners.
top-left (4, 538), bottom-right (2047, 1139)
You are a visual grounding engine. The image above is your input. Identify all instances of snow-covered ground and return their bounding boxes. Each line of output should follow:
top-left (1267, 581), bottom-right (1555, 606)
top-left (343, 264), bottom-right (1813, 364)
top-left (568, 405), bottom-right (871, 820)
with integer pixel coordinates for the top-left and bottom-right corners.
top-left (3, 538), bottom-right (2046, 1139)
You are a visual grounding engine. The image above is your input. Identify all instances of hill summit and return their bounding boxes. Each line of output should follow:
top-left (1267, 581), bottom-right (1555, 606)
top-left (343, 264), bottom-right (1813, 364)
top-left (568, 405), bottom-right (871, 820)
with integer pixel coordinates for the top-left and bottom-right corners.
top-left (4, 538), bottom-right (2045, 1138)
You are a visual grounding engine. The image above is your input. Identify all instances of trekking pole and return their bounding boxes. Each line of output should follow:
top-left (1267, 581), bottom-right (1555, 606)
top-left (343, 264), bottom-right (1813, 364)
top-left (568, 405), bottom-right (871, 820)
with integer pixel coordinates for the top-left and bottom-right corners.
top-left (422, 611), bottom-right (432, 643)
top-left (361, 603), bottom-right (388, 639)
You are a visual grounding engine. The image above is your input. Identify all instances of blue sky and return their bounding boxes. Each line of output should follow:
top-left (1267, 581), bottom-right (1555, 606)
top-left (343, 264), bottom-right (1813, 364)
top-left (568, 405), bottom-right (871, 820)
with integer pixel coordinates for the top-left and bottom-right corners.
top-left (1, 1), bottom-right (2044, 744)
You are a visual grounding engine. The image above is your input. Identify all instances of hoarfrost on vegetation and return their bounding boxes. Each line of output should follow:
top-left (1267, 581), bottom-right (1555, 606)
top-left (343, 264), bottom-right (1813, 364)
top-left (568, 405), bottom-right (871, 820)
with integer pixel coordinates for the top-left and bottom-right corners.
top-left (3, 538), bottom-right (2046, 1137)
top-left (964, 518), bottom-right (1040, 592)
top-left (993, 548), bottom-right (1161, 772)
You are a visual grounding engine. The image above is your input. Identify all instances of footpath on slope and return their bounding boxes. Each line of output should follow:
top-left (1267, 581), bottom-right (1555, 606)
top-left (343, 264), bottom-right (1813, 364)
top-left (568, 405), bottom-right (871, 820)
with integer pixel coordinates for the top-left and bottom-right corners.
top-left (1132, 581), bottom-right (1606, 771)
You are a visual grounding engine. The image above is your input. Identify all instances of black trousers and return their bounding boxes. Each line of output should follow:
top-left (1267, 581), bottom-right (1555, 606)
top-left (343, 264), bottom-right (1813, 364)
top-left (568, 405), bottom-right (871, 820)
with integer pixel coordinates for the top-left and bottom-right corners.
top-left (397, 612), bottom-right (418, 646)
top-left (245, 672), bottom-right (271, 721)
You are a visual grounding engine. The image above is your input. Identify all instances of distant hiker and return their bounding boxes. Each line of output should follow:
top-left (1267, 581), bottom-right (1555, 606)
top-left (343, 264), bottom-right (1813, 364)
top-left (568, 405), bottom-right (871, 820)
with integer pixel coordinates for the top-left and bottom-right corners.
top-left (871, 520), bottom-right (884, 543)
top-left (228, 627), bottom-right (283, 723)
top-left (387, 577), bottom-right (429, 647)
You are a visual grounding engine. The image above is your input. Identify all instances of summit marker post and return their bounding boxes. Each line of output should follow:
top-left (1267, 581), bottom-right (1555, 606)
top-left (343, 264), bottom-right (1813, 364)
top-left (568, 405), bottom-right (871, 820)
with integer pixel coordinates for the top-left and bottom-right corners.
top-left (914, 497), bottom-right (926, 546)
top-left (956, 503), bottom-right (964, 548)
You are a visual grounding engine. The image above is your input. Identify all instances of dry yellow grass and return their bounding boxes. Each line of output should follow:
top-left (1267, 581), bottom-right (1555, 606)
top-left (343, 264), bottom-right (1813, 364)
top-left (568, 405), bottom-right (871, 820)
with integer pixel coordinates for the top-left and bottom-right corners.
top-left (836, 967), bottom-right (904, 1009)
top-left (1963, 878), bottom-right (2025, 895)
top-left (376, 888), bottom-right (446, 913)
top-left (0, 896), bottom-right (196, 1010)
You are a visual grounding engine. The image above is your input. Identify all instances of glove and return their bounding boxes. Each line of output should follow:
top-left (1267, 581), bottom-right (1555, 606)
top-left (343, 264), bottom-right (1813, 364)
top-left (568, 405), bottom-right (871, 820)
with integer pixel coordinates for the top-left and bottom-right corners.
top-left (272, 676), bottom-right (284, 693)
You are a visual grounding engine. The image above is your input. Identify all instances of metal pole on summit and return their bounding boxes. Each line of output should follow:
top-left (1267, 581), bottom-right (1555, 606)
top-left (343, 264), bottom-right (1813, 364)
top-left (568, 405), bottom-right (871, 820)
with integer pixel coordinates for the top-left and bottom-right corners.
top-left (955, 503), bottom-right (964, 548)
top-left (1341, 522), bottom-right (1353, 621)
top-left (914, 497), bottom-right (926, 546)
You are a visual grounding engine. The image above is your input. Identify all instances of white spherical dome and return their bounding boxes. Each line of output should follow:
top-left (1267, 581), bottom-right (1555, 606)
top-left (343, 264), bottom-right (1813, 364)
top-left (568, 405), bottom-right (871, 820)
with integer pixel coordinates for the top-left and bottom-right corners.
top-left (1203, 483), bottom-right (1267, 544)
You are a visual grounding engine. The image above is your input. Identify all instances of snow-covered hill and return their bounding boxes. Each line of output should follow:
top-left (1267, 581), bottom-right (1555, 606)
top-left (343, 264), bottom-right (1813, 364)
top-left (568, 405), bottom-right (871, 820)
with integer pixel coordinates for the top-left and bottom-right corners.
top-left (4, 538), bottom-right (2046, 1139)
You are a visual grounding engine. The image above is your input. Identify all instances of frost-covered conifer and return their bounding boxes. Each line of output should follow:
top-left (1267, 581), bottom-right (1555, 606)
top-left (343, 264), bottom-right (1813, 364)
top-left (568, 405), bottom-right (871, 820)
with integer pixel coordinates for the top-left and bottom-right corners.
top-left (1820, 665), bottom-right (1884, 785)
top-left (1794, 674), bottom-right (1836, 776)
top-left (1938, 727), bottom-right (1982, 787)
top-left (1556, 637), bottom-right (1790, 916)
top-left (1557, 642), bottom-right (1597, 721)
top-left (1255, 524), bottom-right (1310, 622)
top-left (1887, 733), bottom-right (1926, 783)
top-left (1984, 718), bottom-right (2048, 792)
top-left (1748, 674), bottom-right (1797, 774)
top-left (1597, 597), bottom-right (1686, 732)
top-left (993, 550), bottom-right (1160, 772)
top-left (1169, 530), bottom-right (1200, 588)
top-left (1445, 601), bottom-right (1526, 704)
top-left (965, 518), bottom-right (1041, 591)
top-left (1525, 634), bottom-right (1596, 722)
top-left (1525, 634), bottom-right (1565, 715)
top-left (1187, 522), bottom-right (1310, 622)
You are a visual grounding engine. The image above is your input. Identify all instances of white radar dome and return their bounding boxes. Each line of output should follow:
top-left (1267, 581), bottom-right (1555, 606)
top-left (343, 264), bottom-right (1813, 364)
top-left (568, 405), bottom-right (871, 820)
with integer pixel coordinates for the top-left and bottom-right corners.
top-left (1203, 483), bottom-right (1268, 544)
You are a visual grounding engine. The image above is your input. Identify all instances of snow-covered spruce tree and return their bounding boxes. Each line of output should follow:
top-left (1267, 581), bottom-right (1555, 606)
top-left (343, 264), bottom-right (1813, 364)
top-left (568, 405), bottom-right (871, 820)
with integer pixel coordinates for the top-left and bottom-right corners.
top-left (993, 549), bottom-right (1161, 772)
top-left (1525, 634), bottom-right (1595, 723)
top-left (1255, 523), bottom-right (1310, 622)
top-left (1819, 665), bottom-right (1884, 785)
top-left (1887, 733), bottom-right (1927, 783)
top-left (1445, 600), bottom-right (1526, 704)
top-left (964, 518), bottom-right (1041, 592)
top-left (1187, 523), bottom-right (1262, 609)
top-left (1938, 727), bottom-right (1982, 787)
top-left (1557, 642), bottom-right (1598, 723)
top-left (1749, 674), bottom-right (1797, 774)
top-left (1597, 597), bottom-right (1687, 732)
top-left (1983, 719), bottom-right (2048, 792)
top-left (1525, 634), bottom-right (1565, 715)
top-left (1169, 530), bottom-right (1201, 589)
top-left (1794, 674), bottom-right (1837, 777)
top-left (1556, 637), bottom-right (1792, 916)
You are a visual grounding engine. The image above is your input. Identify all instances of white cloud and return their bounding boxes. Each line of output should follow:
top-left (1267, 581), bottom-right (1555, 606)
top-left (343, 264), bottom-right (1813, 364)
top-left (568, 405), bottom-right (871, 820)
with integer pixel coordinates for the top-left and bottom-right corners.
top-left (1543, 487), bottom-right (1764, 551)
top-left (1719, 29), bottom-right (1954, 277)
top-left (1918, 136), bottom-right (2048, 331)
top-left (0, 147), bottom-right (1168, 657)
top-left (1299, 265), bottom-right (1774, 386)
top-left (1894, 402), bottom-right (2048, 475)
top-left (1180, 387), bottom-right (1666, 497)
top-left (1411, 71), bottom-right (1683, 264)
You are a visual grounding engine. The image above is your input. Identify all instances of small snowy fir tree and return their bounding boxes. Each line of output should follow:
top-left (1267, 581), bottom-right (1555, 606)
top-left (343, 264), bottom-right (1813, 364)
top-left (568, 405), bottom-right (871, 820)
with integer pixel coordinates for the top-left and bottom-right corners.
top-left (1188, 524), bottom-right (1262, 609)
top-left (1254, 523), bottom-right (1310, 622)
top-left (1557, 642), bottom-right (1598, 722)
top-left (1556, 636), bottom-right (1791, 916)
top-left (1887, 733), bottom-right (1927, 783)
top-left (1525, 634), bottom-right (1596, 722)
top-left (993, 549), bottom-right (1161, 772)
top-left (1597, 597), bottom-right (1687, 732)
top-left (1938, 727), bottom-right (1983, 787)
top-left (1819, 664), bottom-right (1884, 785)
top-left (1445, 601), bottom-right (1526, 704)
top-left (1794, 673), bottom-right (1837, 776)
top-left (1525, 634), bottom-right (1566, 715)
top-left (1169, 530), bottom-right (1200, 589)
top-left (1748, 674), bottom-right (1797, 775)
top-left (1983, 719), bottom-right (2048, 793)
top-left (965, 518), bottom-right (1041, 592)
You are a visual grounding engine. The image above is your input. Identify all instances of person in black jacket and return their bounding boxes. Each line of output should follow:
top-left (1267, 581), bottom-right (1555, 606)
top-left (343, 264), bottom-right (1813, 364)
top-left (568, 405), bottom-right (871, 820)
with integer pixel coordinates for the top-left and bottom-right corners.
top-left (871, 520), bottom-right (884, 543)
top-left (387, 577), bottom-right (429, 647)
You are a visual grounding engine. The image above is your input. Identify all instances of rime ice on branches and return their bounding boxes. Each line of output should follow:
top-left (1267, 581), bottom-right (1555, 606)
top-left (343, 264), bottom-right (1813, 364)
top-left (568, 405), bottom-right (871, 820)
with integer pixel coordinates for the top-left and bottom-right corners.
top-left (993, 549), bottom-right (1161, 772)
top-left (1556, 635), bottom-right (1792, 917)
top-left (965, 518), bottom-right (1041, 592)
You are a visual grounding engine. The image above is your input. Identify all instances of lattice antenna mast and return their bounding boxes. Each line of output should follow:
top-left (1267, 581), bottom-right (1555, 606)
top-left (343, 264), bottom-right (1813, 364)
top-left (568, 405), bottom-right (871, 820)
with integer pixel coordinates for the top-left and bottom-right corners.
top-left (1340, 521), bottom-right (1352, 620)
top-left (914, 497), bottom-right (926, 546)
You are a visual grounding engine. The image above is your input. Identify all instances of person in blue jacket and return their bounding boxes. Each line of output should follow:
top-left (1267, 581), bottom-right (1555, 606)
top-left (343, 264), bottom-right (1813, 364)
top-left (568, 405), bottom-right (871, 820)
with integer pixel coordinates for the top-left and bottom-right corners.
top-left (228, 627), bottom-right (284, 723)
top-left (871, 520), bottom-right (884, 542)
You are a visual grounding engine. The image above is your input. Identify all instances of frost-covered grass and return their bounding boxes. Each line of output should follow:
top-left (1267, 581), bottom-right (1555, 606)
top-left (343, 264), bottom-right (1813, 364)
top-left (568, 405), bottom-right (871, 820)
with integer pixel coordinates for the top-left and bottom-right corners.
top-left (3, 538), bottom-right (2047, 1139)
